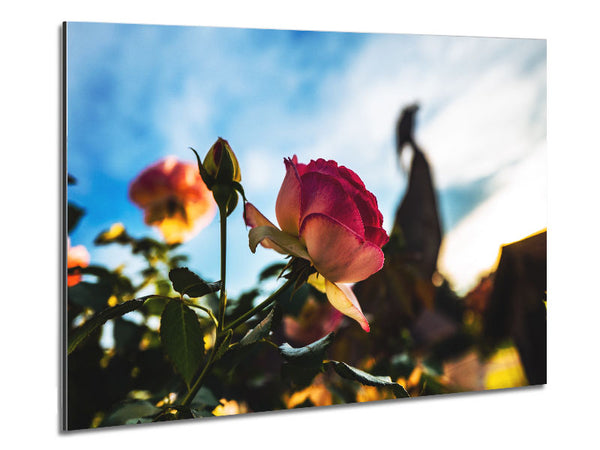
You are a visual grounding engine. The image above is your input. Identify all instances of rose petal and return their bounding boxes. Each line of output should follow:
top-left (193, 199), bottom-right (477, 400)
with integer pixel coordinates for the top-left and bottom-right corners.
top-left (249, 225), bottom-right (311, 261)
top-left (300, 171), bottom-right (364, 237)
top-left (302, 160), bottom-right (384, 229)
top-left (275, 158), bottom-right (303, 235)
top-left (364, 226), bottom-right (390, 247)
top-left (307, 273), bottom-right (326, 293)
top-left (324, 279), bottom-right (370, 332)
top-left (353, 190), bottom-right (384, 228)
top-left (299, 213), bottom-right (385, 283)
top-left (291, 155), bottom-right (308, 176)
top-left (337, 165), bottom-right (365, 190)
top-left (304, 158), bottom-right (340, 177)
top-left (338, 166), bottom-right (384, 228)
top-left (244, 203), bottom-right (288, 254)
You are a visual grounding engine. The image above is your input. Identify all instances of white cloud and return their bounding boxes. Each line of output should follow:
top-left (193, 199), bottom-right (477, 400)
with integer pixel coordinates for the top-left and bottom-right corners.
top-left (286, 34), bottom-right (546, 245)
top-left (438, 146), bottom-right (547, 294)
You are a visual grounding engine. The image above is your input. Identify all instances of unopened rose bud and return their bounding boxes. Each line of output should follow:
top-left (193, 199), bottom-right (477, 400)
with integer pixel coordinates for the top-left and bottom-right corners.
top-left (203, 137), bottom-right (241, 185)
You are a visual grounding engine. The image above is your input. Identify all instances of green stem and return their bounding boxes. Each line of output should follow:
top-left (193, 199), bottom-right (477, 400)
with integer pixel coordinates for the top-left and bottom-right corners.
top-left (223, 278), bottom-right (294, 333)
top-left (179, 203), bottom-right (228, 408)
top-left (217, 204), bottom-right (228, 333)
top-left (185, 302), bottom-right (219, 328)
top-left (180, 337), bottom-right (218, 407)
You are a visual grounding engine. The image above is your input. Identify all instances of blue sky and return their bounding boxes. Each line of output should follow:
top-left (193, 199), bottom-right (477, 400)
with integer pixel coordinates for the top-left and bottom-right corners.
top-left (66, 22), bottom-right (546, 296)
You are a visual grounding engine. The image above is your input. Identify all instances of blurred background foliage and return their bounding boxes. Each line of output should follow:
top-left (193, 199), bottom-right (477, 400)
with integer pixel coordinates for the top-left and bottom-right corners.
top-left (66, 105), bottom-right (546, 430)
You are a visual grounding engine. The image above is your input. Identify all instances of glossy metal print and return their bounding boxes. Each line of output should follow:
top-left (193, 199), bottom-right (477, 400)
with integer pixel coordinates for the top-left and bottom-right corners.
top-left (63, 22), bottom-right (547, 430)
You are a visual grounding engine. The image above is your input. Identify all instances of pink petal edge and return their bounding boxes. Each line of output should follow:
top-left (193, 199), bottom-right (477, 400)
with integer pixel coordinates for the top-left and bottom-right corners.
top-left (275, 157), bottom-right (303, 235)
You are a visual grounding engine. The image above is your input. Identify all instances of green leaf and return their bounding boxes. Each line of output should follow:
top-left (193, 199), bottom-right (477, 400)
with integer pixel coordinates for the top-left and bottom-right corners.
top-left (67, 280), bottom-right (113, 311)
top-left (94, 223), bottom-right (130, 245)
top-left (191, 408), bottom-right (214, 418)
top-left (279, 332), bottom-right (335, 366)
top-left (189, 146), bottom-right (215, 189)
top-left (73, 265), bottom-right (135, 296)
top-left (249, 226), bottom-right (311, 260)
top-left (68, 298), bottom-right (146, 354)
top-left (101, 400), bottom-right (161, 427)
top-left (113, 318), bottom-right (145, 353)
top-left (67, 202), bottom-right (85, 233)
top-left (226, 289), bottom-right (260, 319)
top-left (231, 181), bottom-right (247, 203)
top-left (259, 263), bottom-right (287, 281)
top-left (279, 332), bottom-right (335, 388)
top-left (168, 267), bottom-right (221, 298)
top-left (191, 386), bottom-right (220, 408)
top-left (240, 308), bottom-right (275, 346)
top-left (327, 361), bottom-right (410, 399)
top-left (160, 299), bottom-right (205, 388)
top-left (131, 237), bottom-right (165, 255)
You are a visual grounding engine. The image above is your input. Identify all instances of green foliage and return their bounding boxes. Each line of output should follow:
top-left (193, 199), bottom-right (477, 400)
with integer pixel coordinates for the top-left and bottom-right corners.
top-left (100, 400), bottom-right (161, 427)
top-left (212, 329), bottom-right (233, 363)
top-left (67, 202), bottom-right (84, 233)
top-left (327, 361), bottom-right (410, 399)
top-left (279, 332), bottom-right (335, 388)
top-left (68, 280), bottom-right (112, 311)
top-left (113, 318), bottom-right (146, 354)
top-left (259, 263), bottom-right (287, 281)
top-left (168, 267), bottom-right (222, 298)
top-left (65, 134), bottom-right (532, 430)
top-left (191, 386), bottom-right (220, 409)
top-left (68, 298), bottom-right (146, 355)
top-left (240, 308), bottom-right (275, 346)
top-left (160, 299), bottom-right (205, 388)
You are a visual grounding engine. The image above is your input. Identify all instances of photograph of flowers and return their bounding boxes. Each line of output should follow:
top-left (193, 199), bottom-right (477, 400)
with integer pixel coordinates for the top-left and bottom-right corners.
top-left (63, 21), bottom-right (547, 430)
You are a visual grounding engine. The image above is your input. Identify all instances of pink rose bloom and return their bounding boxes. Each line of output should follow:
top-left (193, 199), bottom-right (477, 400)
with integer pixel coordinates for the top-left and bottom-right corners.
top-left (67, 237), bottom-right (90, 287)
top-left (129, 156), bottom-right (217, 244)
top-left (245, 156), bottom-right (389, 331)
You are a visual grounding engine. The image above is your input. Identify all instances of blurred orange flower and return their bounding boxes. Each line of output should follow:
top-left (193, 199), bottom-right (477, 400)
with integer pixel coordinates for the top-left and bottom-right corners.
top-left (67, 238), bottom-right (90, 287)
top-left (212, 399), bottom-right (249, 416)
top-left (286, 374), bottom-right (333, 408)
top-left (129, 156), bottom-right (216, 244)
top-left (355, 385), bottom-right (394, 403)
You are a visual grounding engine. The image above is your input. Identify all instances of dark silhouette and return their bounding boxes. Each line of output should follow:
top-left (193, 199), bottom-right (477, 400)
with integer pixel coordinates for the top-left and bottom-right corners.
top-left (483, 231), bottom-right (547, 384)
top-left (395, 103), bottom-right (420, 157)
top-left (394, 103), bottom-right (442, 280)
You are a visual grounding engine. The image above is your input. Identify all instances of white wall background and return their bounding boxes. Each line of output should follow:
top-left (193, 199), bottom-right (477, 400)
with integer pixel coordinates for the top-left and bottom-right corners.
top-left (1, 0), bottom-right (598, 448)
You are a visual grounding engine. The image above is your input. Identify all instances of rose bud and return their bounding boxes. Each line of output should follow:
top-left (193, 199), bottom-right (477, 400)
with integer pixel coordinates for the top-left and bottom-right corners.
top-left (245, 156), bottom-right (389, 332)
top-left (203, 137), bottom-right (241, 185)
top-left (129, 156), bottom-right (216, 244)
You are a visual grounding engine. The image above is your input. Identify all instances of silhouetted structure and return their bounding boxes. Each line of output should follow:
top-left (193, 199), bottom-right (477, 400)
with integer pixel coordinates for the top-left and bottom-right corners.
top-left (395, 103), bottom-right (419, 158)
top-left (483, 230), bottom-right (547, 385)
